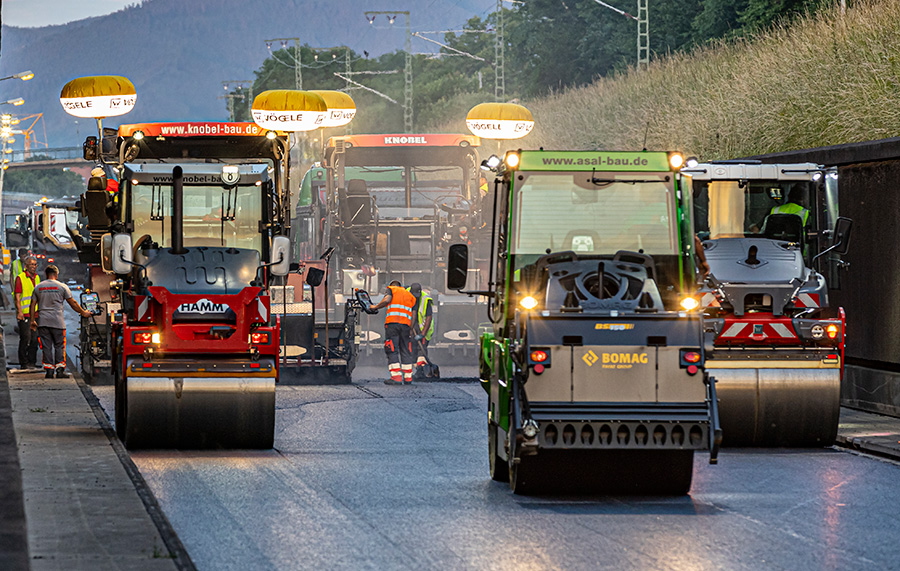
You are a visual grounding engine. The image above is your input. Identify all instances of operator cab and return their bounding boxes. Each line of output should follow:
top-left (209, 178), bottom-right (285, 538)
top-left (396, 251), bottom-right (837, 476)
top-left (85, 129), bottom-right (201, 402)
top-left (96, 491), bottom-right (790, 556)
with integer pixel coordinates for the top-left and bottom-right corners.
top-left (124, 163), bottom-right (271, 294)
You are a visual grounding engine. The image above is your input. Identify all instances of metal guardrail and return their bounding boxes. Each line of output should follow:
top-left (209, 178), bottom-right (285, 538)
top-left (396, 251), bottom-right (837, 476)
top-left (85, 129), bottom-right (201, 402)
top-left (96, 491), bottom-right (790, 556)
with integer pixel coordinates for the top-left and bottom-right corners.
top-left (9, 147), bottom-right (82, 163)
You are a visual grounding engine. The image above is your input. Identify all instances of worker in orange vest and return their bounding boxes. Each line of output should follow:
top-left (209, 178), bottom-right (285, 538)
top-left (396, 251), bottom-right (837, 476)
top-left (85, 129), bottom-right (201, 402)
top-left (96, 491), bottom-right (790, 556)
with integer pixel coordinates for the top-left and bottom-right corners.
top-left (370, 279), bottom-right (417, 384)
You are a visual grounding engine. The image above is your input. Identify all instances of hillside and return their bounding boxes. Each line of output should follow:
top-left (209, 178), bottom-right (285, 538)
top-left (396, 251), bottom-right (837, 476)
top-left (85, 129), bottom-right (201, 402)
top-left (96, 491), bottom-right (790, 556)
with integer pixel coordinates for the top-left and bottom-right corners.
top-left (0, 0), bottom-right (492, 147)
top-left (440, 0), bottom-right (900, 161)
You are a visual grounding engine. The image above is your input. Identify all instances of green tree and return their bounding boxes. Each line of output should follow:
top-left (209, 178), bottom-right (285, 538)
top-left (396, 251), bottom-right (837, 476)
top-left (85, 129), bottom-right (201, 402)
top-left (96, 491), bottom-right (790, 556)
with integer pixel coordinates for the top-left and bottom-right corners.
top-left (3, 158), bottom-right (86, 198)
top-left (692, 0), bottom-right (749, 42)
top-left (738, 0), bottom-right (823, 32)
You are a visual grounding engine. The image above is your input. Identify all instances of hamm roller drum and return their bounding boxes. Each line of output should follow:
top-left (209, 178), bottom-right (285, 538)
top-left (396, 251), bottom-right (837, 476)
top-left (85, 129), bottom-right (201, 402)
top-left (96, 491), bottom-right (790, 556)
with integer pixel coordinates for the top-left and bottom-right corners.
top-left (118, 358), bottom-right (276, 449)
top-left (710, 365), bottom-right (840, 447)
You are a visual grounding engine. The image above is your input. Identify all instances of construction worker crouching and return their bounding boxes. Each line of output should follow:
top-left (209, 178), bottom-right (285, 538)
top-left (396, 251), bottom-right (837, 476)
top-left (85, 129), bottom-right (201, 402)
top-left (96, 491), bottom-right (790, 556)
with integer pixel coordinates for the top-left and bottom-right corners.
top-left (408, 283), bottom-right (435, 373)
top-left (370, 280), bottom-right (417, 385)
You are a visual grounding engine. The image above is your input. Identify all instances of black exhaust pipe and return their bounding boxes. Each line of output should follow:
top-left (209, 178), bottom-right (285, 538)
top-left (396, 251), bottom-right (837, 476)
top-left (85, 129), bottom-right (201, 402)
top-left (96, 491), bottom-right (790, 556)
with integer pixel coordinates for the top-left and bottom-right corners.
top-left (171, 166), bottom-right (186, 255)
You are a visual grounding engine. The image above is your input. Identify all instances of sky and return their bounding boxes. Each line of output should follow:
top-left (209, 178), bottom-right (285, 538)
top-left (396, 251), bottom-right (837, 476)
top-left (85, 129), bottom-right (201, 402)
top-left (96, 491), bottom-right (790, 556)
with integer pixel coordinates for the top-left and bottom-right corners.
top-left (2, 0), bottom-right (138, 28)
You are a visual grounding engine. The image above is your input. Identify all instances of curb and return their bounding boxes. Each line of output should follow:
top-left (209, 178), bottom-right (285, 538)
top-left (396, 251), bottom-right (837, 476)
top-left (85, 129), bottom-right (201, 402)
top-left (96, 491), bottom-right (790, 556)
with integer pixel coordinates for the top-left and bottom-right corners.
top-left (834, 434), bottom-right (900, 463)
top-left (0, 335), bottom-right (30, 571)
top-left (69, 357), bottom-right (197, 571)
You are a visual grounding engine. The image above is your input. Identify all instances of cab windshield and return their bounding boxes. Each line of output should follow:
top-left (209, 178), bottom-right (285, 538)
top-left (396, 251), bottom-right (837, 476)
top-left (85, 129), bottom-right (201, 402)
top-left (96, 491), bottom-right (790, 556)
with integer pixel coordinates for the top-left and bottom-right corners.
top-left (693, 180), bottom-right (815, 239)
top-left (131, 183), bottom-right (262, 251)
top-left (510, 171), bottom-right (678, 270)
top-left (345, 165), bottom-right (469, 218)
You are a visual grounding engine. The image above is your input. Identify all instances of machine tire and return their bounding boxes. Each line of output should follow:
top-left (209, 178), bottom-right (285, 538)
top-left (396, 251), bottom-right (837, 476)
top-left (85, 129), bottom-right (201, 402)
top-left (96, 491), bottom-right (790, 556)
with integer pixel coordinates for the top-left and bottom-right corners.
top-left (507, 406), bottom-right (548, 494)
top-left (488, 421), bottom-right (509, 483)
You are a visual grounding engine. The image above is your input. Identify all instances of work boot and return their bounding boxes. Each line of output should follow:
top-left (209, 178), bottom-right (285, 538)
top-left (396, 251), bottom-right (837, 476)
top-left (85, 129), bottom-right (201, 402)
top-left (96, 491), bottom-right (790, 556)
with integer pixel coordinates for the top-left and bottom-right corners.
top-left (383, 379), bottom-right (403, 385)
top-left (44, 369), bottom-right (54, 379)
top-left (55, 368), bottom-right (67, 378)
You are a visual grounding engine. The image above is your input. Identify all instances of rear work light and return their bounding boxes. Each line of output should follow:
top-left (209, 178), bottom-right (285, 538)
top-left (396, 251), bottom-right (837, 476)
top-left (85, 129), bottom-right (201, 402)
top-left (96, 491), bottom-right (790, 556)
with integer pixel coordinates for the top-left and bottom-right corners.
top-left (530, 350), bottom-right (548, 363)
top-left (250, 332), bottom-right (271, 345)
top-left (682, 351), bottom-right (701, 364)
top-left (679, 349), bottom-right (703, 370)
top-left (133, 332), bottom-right (160, 344)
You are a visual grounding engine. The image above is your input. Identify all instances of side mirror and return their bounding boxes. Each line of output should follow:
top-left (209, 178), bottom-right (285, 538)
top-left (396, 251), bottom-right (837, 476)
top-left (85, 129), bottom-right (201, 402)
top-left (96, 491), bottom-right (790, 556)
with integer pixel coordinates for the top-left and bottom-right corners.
top-left (111, 233), bottom-right (133, 275)
top-left (831, 216), bottom-right (852, 255)
top-left (270, 235), bottom-right (291, 277)
top-left (83, 136), bottom-right (98, 161)
top-left (100, 233), bottom-right (113, 273)
top-left (446, 243), bottom-right (469, 291)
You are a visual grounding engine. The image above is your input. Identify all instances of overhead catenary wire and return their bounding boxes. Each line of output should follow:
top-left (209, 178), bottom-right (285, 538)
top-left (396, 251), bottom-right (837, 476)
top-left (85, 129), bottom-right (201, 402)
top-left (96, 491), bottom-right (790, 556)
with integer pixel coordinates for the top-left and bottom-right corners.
top-left (412, 33), bottom-right (486, 61)
top-left (333, 73), bottom-right (400, 105)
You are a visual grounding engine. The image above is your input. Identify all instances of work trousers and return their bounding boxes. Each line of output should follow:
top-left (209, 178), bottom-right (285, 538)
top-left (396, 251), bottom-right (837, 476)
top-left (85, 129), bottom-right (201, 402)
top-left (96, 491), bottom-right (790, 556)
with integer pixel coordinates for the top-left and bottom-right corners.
top-left (17, 318), bottom-right (38, 368)
top-left (37, 327), bottom-right (66, 371)
top-left (384, 322), bottom-right (414, 383)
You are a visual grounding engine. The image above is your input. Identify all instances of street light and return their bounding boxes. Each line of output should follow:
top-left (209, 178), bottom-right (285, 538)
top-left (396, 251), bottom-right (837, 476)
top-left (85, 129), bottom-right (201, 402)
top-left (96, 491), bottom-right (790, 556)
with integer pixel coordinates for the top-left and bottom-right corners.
top-left (0, 71), bottom-right (34, 82)
top-left (1, 98), bottom-right (25, 106)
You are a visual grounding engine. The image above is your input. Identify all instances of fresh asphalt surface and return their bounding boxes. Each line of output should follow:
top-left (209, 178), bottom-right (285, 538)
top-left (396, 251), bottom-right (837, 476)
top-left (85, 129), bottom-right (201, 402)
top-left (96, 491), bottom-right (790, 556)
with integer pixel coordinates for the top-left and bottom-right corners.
top-left (85, 367), bottom-right (900, 571)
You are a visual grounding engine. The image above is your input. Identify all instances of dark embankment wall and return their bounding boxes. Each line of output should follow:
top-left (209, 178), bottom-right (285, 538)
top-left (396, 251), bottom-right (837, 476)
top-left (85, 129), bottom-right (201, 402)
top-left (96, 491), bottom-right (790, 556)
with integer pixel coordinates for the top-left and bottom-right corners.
top-left (752, 138), bottom-right (900, 416)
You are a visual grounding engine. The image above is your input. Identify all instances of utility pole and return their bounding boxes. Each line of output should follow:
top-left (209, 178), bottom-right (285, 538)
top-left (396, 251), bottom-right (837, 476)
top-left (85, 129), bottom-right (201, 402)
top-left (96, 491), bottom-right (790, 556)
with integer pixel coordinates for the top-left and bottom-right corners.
top-left (265, 37), bottom-right (303, 89)
top-left (309, 46), bottom-right (355, 134)
top-left (345, 50), bottom-right (353, 134)
top-left (495, 0), bottom-right (505, 101)
top-left (591, 0), bottom-right (649, 71)
top-left (637, 0), bottom-right (649, 71)
top-left (221, 80), bottom-right (253, 121)
top-left (365, 11), bottom-right (413, 132)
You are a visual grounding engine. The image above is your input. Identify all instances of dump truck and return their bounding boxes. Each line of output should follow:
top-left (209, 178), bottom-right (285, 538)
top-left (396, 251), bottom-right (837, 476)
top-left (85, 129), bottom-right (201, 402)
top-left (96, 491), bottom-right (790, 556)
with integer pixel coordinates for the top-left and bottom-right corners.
top-left (685, 161), bottom-right (851, 446)
top-left (300, 134), bottom-right (488, 362)
top-left (5, 196), bottom-right (84, 279)
top-left (74, 121), bottom-right (360, 448)
top-left (448, 149), bottom-right (720, 494)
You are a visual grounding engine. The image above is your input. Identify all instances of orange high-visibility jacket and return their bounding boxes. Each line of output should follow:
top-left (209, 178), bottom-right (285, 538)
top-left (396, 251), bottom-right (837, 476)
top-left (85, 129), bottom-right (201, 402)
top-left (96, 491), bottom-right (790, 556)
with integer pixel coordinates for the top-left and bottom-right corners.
top-left (385, 285), bottom-right (416, 326)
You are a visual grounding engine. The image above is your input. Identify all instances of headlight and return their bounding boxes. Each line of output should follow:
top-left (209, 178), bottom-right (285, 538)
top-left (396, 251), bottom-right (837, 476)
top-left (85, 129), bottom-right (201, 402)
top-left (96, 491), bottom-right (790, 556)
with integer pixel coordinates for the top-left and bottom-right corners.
top-left (669, 153), bottom-right (685, 169)
top-left (680, 296), bottom-right (699, 310)
top-left (505, 152), bottom-right (520, 168)
top-left (481, 155), bottom-right (502, 171)
top-left (520, 295), bottom-right (538, 310)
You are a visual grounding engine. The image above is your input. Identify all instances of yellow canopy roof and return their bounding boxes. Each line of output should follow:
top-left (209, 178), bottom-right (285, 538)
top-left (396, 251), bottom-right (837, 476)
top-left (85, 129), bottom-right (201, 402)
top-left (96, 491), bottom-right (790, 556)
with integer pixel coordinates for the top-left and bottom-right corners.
top-left (252, 90), bottom-right (327, 113)
top-left (309, 90), bottom-right (355, 110)
top-left (59, 75), bottom-right (136, 99)
top-left (466, 102), bottom-right (533, 122)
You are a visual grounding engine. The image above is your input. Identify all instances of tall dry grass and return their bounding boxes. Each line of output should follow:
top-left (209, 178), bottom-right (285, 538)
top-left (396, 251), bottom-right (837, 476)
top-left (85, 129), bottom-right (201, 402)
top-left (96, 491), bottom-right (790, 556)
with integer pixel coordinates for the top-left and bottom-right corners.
top-left (438, 0), bottom-right (900, 159)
